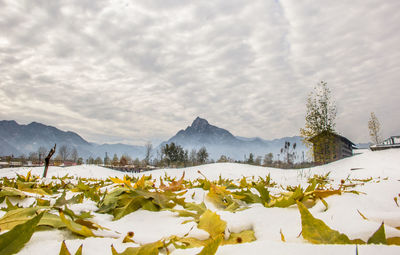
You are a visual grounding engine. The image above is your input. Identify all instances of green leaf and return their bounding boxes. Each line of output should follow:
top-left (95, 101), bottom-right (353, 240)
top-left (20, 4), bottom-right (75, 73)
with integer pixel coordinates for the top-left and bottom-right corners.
top-left (113, 195), bottom-right (148, 220)
top-left (269, 188), bottom-right (302, 208)
top-left (55, 191), bottom-right (84, 207)
top-left (62, 206), bottom-right (93, 220)
top-left (111, 241), bottom-right (163, 255)
top-left (59, 241), bottom-right (83, 255)
top-left (255, 183), bottom-right (270, 204)
top-left (197, 235), bottom-right (222, 255)
top-left (184, 202), bottom-right (207, 214)
top-left (36, 198), bottom-right (51, 207)
top-left (0, 187), bottom-right (27, 199)
top-left (0, 212), bottom-right (44, 255)
top-left (59, 211), bottom-right (95, 237)
top-left (97, 187), bottom-right (127, 214)
top-left (39, 212), bottom-right (66, 229)
top-left (297, 201), bottom-right (352, 244)
top-left (198, 210), bottom-right (226, 238)
top-left (367, 223), bottom-right (387, 244)
top-left (1, 197), bottom-right (23, 212)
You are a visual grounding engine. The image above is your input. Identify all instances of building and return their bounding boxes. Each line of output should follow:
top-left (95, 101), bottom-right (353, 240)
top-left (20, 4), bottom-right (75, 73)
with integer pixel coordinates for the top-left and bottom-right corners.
top-left (309, 131), bottom-right (356, 164)
top-left (370, 136), bottom-right (400, 151)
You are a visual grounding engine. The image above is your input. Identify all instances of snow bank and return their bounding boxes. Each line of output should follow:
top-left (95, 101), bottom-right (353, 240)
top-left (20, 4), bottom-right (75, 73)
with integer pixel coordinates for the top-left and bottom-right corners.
top-left (0, 149), bottom-right (399, 254)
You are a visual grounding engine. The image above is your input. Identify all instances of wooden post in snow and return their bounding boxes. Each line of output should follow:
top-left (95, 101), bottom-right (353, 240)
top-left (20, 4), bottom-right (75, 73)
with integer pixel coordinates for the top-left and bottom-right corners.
top-left (43, 144), bottom-right (56, 178)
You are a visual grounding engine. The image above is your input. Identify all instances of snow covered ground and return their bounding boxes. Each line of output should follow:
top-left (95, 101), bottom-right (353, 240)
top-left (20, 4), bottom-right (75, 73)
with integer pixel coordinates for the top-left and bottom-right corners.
top-left (1, 149), bottom-right (400, 254)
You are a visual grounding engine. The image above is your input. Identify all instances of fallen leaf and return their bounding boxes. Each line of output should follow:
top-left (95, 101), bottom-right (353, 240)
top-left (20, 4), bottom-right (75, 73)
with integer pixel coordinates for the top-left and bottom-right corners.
top-left (0, 212), bottom-right (44, 255)
top-left (367, 222), bottom-right (387, 244)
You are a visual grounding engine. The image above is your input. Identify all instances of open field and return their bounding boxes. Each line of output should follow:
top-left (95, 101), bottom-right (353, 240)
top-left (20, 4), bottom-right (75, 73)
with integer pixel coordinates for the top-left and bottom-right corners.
top-left (0, 149), bottom-right (399, 254)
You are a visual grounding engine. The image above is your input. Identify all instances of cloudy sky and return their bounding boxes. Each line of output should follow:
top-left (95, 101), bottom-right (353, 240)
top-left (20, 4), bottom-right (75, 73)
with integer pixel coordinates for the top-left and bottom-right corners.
top-left (0, 0), bottom-right (399, 145)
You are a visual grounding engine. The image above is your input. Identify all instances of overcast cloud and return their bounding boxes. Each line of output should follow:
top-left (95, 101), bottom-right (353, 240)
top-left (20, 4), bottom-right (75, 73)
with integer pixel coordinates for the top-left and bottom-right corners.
top-left (0, 0), bottom-right (399, 145)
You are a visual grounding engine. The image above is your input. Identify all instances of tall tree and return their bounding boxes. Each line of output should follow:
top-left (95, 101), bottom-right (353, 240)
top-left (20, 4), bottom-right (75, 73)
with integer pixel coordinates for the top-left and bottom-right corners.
top-left (263, 153), bottom-right (273, 166)
top-left (144, 142), bottom-right (153, 166)
top-left (70, 147), bottom-right (79, 163)
top-left (28, 152), bottom-right (39, 162)
top-left (162, 143), bottom-right (186, 167)
top-left (189, 149), bottom-right (197, 166)
top-left (300, 81), bottom-right (337, 163)
top-left (281, 141), bottom-right (297, 166)
top-left (95, 157), bottom-right (103, 165)
top-left (38, 147), bottom-right (47, 163)
top-left (119, 155), bottom-right (128, 166)
top-left (112, 154), bottom-right (119, 166)
top-left (196, 147), bottom-right (209, 165)
top-left (300, 81), bottom-right (337, 138)
top-left (247, 153), bottom-right (254, 164)
top-left (368, 112), bottom-right (381, 144)
top-left (58, 145), bottom-right (71, 162)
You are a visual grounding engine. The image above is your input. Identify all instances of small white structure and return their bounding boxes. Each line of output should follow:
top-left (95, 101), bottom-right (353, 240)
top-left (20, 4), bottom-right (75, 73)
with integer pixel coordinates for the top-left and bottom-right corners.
top-left (370, 135), bottom-right (400, 151)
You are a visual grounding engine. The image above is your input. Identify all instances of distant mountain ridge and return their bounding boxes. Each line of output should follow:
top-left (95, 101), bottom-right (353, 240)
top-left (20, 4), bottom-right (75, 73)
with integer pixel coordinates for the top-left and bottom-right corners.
top-left (0, 120), bottom-right (145, 159)
top-left (1, 118), bottom-right (309, 161)
top-left (163, 117), bottom-right (308, 161)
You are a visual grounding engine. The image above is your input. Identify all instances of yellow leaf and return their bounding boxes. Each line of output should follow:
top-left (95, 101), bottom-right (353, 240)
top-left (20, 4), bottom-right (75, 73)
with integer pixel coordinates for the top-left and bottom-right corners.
top-left (0, 207), bottom-right (39, 231)
top-left (198, 210), bottom-right (226, 239)
top-left (111, 240), bottom-right (163, 255)
top-left (197, 235), bottom-right (223, 255)
top-left (134, 176), bottom-right (146, 189)
top-left (280, 229), bottom-right (286, 242)
top-left (59, 211), bottom-right (95, 237)
top-left (357, 209), bottom-right (368, 220)
top-left (223, 230), bottom-right (256, 245)
top-left (59, 241), bottom-right (83, 255)
top-left (387, 237), bottom-right (400, 245)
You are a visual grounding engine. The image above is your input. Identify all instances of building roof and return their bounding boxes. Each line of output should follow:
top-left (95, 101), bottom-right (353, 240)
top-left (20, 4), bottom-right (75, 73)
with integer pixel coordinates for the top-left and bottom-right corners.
top-left (309, 131), bottom-right (356, 146)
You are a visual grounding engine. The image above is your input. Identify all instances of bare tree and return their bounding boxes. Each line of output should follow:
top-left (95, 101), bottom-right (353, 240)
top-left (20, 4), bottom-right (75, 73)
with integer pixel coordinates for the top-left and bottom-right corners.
top-left (58, 145), bottom-right (71, 162)
top-left (28, 152), bottom-right (39, 162)
top-left (144, 142), bottom-right (153, 166)
top-left (43, 144), bottom-right (56, 177)
top-left (189, 149), bottom-right (197, 166)
top-left (368, 112), bottom-right (382, 144)
top-left (263, 153), bottom-right (273, 166)
top-left (38, 146), bottom-right (47, 163)
top-left (71, 147), bottom-right (79, 163)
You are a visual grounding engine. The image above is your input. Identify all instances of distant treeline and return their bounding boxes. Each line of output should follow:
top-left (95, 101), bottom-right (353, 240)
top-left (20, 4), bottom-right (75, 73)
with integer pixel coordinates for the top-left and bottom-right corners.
top-left (1, 141), bottom-right (313, 169)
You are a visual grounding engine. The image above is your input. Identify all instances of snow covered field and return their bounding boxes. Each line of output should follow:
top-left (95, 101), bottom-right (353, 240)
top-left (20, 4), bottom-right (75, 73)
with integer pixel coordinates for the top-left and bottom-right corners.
top-left (1, 149), bottom-right (400, 254)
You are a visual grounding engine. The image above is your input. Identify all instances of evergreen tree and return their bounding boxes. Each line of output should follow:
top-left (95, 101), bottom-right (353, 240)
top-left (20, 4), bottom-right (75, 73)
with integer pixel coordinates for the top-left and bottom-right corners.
top-left (112, 154), bottom-right (119, 166)
top-left (247, 153), bottom-right (254, 164)
top-left (162, 143), bottom-right (186, 167)
top-left (196, 147), bottom-right (209, 165)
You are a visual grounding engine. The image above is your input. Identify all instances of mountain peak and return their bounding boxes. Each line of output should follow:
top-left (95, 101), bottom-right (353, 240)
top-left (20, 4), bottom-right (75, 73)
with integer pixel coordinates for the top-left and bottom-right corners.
top-left (191, 117), bottom-right (209, 129)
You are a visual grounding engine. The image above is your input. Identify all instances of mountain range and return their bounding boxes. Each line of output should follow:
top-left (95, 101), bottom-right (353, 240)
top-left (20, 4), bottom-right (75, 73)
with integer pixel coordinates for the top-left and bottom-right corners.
top-left (0, 118), bottom-right (309, 161)
top-left (0, 120), bottom-right (144, 159)
top-left (163, 117), bottom-right (307, 160)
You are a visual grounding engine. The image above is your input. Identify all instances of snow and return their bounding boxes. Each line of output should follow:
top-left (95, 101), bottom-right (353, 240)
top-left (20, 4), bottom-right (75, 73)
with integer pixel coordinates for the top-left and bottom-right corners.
top-left (1, 149), bottom-right (400, 254)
